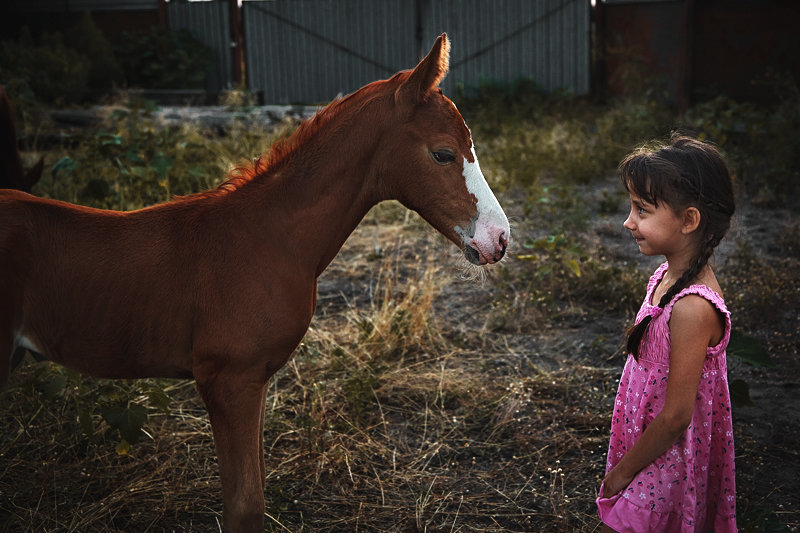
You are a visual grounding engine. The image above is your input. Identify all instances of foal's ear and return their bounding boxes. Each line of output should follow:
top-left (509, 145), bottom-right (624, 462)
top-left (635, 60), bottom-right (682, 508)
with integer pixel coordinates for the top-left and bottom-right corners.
top-left (396, 33), bottom-right (450, 107)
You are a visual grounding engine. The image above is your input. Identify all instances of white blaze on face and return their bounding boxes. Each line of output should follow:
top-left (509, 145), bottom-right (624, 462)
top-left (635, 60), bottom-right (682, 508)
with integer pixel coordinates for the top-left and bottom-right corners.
top-left (455, 145), bottom-right (510, 262)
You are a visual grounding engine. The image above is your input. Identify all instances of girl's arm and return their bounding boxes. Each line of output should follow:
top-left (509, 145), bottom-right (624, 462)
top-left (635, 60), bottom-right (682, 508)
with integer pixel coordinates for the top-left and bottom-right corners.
top-left (601, 295), bottom-right (722, 497)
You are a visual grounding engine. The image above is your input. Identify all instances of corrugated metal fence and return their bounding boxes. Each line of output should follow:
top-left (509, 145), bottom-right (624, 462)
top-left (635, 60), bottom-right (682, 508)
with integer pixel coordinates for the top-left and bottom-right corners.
top-left (243, 0), bottom-right (417, 104)
top-left (420, 0), bottom-right (590, 99)
top-left (169, 0), bottom-right (589, 103)
top-left (167, 1), bottom-right (232, 95)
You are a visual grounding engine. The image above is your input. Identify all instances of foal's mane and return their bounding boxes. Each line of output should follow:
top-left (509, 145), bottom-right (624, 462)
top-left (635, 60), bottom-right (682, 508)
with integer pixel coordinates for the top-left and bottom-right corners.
top-left (188, 71), bottom-right (411, 201)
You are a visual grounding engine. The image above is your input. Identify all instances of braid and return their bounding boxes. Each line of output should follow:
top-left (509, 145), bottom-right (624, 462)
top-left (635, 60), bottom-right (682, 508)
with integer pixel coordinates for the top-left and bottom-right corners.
top-left (626, 243), bottom-right (714, 359)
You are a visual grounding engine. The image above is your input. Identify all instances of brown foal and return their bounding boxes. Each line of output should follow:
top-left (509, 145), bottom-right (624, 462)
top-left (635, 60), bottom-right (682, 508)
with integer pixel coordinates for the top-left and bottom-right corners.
top-left (0, 35), bottom-right (509, 531)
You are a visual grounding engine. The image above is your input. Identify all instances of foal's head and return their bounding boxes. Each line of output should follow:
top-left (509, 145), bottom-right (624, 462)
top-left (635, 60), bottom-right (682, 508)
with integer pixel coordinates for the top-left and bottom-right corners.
top-left (379, 34), bottom-right (510, 265)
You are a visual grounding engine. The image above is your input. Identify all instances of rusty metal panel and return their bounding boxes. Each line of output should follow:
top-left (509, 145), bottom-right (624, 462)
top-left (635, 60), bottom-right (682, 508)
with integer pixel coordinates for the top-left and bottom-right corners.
top-left (600, 1), bottom-right (685, 104)
top-left (692, 0), bottom-right (800, 103)
top-left (599, 0), bottom-right (800, 106)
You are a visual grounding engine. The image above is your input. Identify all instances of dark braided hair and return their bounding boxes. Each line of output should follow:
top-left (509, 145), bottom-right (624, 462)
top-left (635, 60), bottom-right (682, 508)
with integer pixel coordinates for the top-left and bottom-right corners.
top-left (622, 134), bottom-right (735, 359)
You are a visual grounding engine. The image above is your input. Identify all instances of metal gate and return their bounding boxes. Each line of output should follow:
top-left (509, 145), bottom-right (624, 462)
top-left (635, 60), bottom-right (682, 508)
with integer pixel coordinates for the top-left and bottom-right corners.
top-left (243, 0), bottom-right (418, 104)
top-left (171, 0), bottom-right (590, 104)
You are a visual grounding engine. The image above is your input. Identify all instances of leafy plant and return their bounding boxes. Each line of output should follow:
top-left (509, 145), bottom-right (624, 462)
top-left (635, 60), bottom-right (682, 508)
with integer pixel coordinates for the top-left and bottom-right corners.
top-left (41, 103), bottom-right (241, 209)
top-left (727, 331), bottom-right (775, 408)
top-left (31, 363), bottom-right (171, 453)
top-left (519, 234), bottom-right (582, 287)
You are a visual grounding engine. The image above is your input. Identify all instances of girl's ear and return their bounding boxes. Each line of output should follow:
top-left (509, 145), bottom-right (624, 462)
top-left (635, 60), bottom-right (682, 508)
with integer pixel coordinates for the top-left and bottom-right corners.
top-left (681, 206), bottom-right (701, 234)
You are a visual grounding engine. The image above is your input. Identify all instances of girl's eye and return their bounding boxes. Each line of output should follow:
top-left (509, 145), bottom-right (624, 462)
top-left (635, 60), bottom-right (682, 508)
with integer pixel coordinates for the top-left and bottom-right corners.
top-left (431, 150), bottom-right (456, 164)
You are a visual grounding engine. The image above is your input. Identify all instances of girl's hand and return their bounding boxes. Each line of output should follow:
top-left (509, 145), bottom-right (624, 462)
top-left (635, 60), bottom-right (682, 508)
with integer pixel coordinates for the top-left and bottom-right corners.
top-left (601, 466), bottom-right (633, 498)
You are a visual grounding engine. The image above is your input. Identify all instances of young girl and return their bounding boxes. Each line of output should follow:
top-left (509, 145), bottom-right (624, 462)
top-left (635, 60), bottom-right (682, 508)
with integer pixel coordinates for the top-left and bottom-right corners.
top-left (597, 135), bottom-right (738, 532)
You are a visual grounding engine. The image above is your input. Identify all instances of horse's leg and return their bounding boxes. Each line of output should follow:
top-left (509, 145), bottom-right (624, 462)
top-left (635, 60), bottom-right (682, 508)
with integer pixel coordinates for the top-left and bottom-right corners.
top-left (197, 371), bottom-right (267, 533)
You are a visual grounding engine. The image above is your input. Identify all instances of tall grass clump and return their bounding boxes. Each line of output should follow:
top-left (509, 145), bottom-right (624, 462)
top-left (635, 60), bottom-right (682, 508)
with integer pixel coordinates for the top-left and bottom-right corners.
top-left (353, 255), bottom-right (444, 362)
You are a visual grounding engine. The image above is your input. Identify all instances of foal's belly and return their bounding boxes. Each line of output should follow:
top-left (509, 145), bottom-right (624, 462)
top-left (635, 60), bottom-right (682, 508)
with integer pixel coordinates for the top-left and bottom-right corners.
top-left (18, 325), bottom-right (195, 380)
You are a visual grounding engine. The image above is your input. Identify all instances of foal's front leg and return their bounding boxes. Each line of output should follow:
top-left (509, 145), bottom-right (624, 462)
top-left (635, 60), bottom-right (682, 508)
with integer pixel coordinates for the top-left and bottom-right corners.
top-left (196, 372), bottom-right (268, 533)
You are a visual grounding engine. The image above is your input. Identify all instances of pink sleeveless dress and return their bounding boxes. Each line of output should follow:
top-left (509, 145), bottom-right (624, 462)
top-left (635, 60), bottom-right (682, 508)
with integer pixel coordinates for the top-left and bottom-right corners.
top-left (597, 263), bottom-right (737, 532)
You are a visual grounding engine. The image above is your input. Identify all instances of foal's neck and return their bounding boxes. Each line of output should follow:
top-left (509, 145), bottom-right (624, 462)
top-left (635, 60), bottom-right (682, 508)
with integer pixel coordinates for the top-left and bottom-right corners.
top-left (225, 94), bottom-right (392, 278)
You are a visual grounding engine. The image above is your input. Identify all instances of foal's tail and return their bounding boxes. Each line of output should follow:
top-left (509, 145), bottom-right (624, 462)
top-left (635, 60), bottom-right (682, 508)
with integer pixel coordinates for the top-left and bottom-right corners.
top-left (0, 84), bottom-right (43, 192)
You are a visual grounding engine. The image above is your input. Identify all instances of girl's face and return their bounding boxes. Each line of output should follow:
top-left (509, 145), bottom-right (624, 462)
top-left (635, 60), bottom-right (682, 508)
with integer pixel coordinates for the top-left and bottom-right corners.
top-left (623, 191), bottom-right (687, 257)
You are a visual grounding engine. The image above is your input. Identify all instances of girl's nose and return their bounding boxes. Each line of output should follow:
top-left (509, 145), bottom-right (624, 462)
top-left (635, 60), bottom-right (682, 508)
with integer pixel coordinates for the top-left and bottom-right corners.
top-left (623, 213), bottom-right (635, 230)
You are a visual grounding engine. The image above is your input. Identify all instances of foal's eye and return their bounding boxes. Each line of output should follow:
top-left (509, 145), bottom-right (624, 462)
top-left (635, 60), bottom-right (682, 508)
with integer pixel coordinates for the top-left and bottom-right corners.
top-left (431, 150), bottom-right (456, 164)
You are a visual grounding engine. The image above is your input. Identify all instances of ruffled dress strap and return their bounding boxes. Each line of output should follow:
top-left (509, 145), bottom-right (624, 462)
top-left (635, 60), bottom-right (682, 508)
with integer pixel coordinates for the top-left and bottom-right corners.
top-left (646, 262), bottom-right (670, 299)
top-left (635, 262), bottom-right (669, 324)
top-left (663, 284), bottom-right (732, 357)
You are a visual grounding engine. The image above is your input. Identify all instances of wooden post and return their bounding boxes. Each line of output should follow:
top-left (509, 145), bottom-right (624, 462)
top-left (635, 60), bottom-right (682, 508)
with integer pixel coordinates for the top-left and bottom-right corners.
top-left (591, 0), bottom-right (606, 101)
top-left (230, 0), bottom-right (244, 87)
top-left (678, 0), bottom-right (695, 115)
top-left (157, 0), bottom-right (167, 27)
